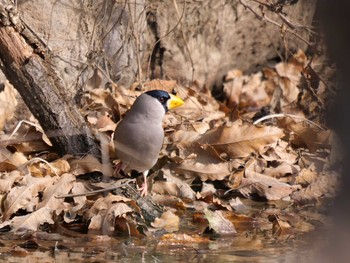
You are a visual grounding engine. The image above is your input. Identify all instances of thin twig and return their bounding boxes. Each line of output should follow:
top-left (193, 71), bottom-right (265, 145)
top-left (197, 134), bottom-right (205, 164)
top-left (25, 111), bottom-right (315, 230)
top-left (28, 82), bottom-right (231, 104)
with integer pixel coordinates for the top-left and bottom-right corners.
top-left (238, 0), bottom-right (312, 46)
top-left (253, 113), bottom-right (326, 131)
top-left (55, 179), bottom-right (136, 198)
top-left (7, 120), bottom-right (44, 141)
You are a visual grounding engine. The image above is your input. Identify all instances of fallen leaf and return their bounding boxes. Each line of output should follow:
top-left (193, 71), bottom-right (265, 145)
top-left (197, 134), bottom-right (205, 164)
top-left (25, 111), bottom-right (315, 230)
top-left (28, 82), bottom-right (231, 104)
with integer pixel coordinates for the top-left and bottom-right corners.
top-left (173, 143), bottom-right (231, 181)
top-left (151, 210), bottom-right (179, 232)
top-left (6, 151), bottom-right (28, 168)
top-left (294, 168), bottom-right (319, 186)
top-left (37, 173), bottom-right (76, 214)
top-left (28, 159), bottom-right (70, 177)
top-left (68, 155), bottom-right (102, 175)
top-left (152, 181), bottom-right (181, 196)
top-left (263, 161), bottom-right (300, 179)
top-left (144, 79), bottom-right (177, 93)
top-left (238, 169), bottom-right (300, 201)
top-left (102, 202), bottom-right (134, 234)
top-left (0, 81), bottom-right (18, 131)
top-left (204, 209), bottom-right (237, 235)
top-left (96, 115), bottom-right (117, 132)
top-left (162, 167), bottom-right (196, 199)
top-left (2, 174), bottom-right (56, 221)
top-left (0, 207), bottom-right (54, 233)
top-left (63, 182), bottom-right (87, 223)
top-left (86, 194), bottom-right (133, 231)
top-left (197, 124), bottom-right (284, 158)
top-left (292, 172), bottom-right (339, 203)
top-left (0, 171), bottom-right (22, 193)
top-left (260, 140), bottom-right (298, 165)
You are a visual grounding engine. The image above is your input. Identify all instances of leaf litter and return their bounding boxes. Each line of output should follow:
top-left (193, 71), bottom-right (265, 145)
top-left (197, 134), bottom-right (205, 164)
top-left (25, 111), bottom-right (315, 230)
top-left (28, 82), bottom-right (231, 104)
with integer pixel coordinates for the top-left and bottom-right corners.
top-left (0, 50), bottom-right (339, 255)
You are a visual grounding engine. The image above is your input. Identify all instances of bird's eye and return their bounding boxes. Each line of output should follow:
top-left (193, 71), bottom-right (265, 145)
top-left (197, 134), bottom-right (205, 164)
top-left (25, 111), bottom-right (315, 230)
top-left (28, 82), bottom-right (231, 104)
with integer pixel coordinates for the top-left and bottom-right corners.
top-left (159, 97), bottom-right (165, 103)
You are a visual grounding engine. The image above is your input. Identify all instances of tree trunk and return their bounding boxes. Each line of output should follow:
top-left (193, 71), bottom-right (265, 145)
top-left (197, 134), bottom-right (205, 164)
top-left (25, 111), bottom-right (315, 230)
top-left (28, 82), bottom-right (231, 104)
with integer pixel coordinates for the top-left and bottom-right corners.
top-left (10, 0), bottom-right (316, 93)
top-left (0, 3), bottom-right (100, 157)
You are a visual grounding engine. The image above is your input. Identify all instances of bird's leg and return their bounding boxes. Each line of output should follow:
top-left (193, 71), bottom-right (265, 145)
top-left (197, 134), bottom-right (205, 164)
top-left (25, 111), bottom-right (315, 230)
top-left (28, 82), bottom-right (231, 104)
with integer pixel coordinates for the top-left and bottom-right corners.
top-left (113, 161), bottom-right (123, 177)
top-left (138, 170), bottom-right (149, 196)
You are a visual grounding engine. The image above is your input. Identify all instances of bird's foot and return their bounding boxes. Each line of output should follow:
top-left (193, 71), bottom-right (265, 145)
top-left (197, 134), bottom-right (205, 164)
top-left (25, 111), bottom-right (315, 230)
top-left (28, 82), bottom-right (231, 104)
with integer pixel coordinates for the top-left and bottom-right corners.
top-left (137, 182), bottom-right (148, 197)
top-left (137, 171), bottom-right (149, 196)
top-left (113, 161), bottom-right (122, 176)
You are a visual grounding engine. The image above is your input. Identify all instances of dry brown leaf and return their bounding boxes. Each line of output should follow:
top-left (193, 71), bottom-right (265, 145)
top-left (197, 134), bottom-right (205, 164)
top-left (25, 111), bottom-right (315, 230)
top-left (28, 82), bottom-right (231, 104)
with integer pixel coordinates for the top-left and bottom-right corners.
top-left (292, 126), bottom-right (331, 152)
top-left (238, 169), bottom-right (300, 201)
top-left (223, 70), bottom-right (244, 107)
top-left (37, 173), bottom-right (76, 214)
top-left (169, 129), bottom-right (201, 144)
top-left (68, 155), bottom-right (102, 175)
top-left (151, 210), bottom-right (179, 232)
top-left (224, 71), bottom-right (269, 108)
top-left (26, 117), bottom-right (52, 147)
top-left (227, 170), bottom-right (244, 189)
top-left (204, 209), bottom-right (237, 235)
top-left (294, 168), bottom-right (319, 186)
top-left (197, 124), bottom-right (284, 158)
top-left (175, 86), bottom-right (225, 123)
top-left (28, 159), bottom-right (70, 177)
top-left (172, 143), bottom-right (231, 181)
top-left (101, 203), bottom-right (134, 234)
top-left (143, 79), bottom-right (177, 93)
top-left (2, 174), bottom-right (57, 221)
top-left (95, 115), bottom-right (116, 131)
top-left (263, 162), bottom-right (300, 179)
top-left (298, 153), bottom-right (328, 173)
top-left (152, 181), bottom-right (181, 196)
top-left (6, 151), bottom-right (28, 168)
top-left (0, 171), bottom-right (22, 193)
top-left (162, 167), bottom-right (196, 199)
top-left (260, 140), bottom-right (298, 164)
top-left (0, 81), bottom-right (18, 131)
top-left (0, 207), bottom-right (54, 233)
top-left (88, 88), bottom-right (118, 108)
top-left (86, 194), bottom-right (133, 231)
top-left (200, 182), bottom-right (217, 195)
top-left (63, 182), bottom-right (88, 223)
top-left (292, 172), bottom-right (339, 203)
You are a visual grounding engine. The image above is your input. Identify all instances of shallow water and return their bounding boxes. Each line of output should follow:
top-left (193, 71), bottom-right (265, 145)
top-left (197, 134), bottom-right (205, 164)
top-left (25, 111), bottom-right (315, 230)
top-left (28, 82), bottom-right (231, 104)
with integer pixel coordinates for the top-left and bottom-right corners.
top-left (0, 205), bottom-right (329, 263)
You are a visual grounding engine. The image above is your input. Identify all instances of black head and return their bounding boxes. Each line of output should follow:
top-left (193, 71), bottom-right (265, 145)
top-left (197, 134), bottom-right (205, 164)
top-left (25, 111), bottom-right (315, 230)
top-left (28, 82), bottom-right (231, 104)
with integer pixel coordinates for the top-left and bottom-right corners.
top-left (145, 90), bottom-right (171, 112)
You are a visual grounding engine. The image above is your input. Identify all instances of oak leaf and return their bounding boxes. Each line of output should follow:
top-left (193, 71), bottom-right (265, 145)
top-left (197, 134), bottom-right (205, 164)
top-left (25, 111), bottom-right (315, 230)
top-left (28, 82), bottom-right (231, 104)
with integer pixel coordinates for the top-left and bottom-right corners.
top-left (37, 173), bottom-right (76, 214)
top-left (2, 174), bottom-right (56, 221)
top-left (0, 207), bottom-right (54, 233)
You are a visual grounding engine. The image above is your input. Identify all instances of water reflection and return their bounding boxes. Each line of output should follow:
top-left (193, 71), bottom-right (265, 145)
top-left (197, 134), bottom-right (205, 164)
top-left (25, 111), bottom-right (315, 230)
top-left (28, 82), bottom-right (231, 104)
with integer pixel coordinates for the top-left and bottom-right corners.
top-left (0, 208), bottom-right (328, 263)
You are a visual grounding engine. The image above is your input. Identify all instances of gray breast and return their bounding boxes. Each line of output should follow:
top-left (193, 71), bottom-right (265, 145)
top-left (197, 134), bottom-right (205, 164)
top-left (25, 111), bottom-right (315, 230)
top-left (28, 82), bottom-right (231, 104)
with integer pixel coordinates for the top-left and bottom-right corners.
top-left (114, 93), bottom-right (165, 172)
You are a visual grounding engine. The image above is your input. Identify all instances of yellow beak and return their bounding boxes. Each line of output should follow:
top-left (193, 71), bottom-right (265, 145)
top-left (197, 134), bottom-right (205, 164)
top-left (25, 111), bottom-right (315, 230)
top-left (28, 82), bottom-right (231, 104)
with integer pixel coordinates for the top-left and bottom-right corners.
top-left (167, 93), bottom-right (184, 110)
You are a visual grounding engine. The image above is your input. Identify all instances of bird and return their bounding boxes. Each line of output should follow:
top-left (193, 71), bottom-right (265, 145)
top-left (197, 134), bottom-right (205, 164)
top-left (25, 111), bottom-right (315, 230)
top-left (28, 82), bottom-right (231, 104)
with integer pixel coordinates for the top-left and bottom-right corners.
top-left (113, 90), bottom-right (184, 196)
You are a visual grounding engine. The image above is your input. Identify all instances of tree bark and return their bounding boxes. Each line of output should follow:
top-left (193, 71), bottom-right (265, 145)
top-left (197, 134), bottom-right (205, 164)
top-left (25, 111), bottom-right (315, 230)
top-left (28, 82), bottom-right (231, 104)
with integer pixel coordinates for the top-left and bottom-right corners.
top-left (0, 3), bottom-right (100, 157)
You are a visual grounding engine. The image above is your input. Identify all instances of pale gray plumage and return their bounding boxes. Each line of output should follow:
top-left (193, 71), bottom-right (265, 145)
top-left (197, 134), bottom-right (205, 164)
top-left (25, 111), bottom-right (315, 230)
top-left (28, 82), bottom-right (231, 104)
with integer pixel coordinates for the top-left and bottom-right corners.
top-left (114, 93), bottom-right (165, 173)
top-left (113, 90), bottom-right (184, 196)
